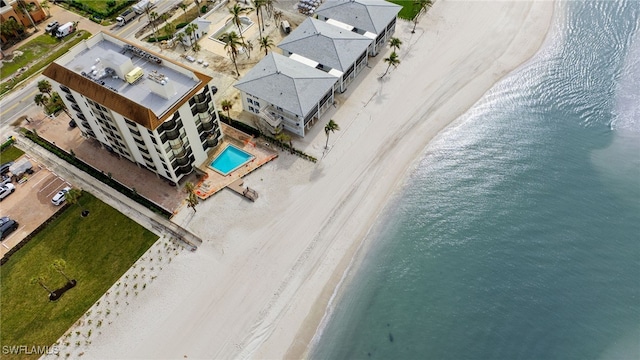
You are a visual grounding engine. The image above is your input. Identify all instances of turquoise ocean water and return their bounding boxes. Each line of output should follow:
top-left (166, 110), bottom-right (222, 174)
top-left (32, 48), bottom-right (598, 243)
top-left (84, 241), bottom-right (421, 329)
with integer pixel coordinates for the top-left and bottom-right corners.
top-left (311, 1), bottom-right (640, 359)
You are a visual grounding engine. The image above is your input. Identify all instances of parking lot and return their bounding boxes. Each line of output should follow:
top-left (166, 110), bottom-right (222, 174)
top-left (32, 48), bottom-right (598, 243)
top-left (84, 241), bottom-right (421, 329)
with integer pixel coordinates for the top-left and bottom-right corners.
top-left (0, 155), bottom-right (70, 257)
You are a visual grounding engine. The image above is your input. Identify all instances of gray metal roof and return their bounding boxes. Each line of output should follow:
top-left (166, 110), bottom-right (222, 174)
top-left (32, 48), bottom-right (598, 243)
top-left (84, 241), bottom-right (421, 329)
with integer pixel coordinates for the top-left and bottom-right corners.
top-left (278, 17), bottom-right (372, 72)
top-left (315, 0), bottom-right (402, 35)
top-left (234, 53), bottom-right (338, 117)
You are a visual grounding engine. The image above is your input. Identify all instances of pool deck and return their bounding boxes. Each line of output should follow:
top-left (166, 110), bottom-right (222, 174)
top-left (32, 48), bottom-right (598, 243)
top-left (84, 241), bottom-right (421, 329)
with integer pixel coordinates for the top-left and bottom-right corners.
top-left (194, 123), bottom-right (278, 200)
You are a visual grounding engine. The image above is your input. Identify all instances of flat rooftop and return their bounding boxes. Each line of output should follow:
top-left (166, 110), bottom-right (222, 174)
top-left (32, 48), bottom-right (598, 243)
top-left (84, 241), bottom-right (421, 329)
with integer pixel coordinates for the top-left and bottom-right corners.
top-left (54, 33), bottom-right (203, 119)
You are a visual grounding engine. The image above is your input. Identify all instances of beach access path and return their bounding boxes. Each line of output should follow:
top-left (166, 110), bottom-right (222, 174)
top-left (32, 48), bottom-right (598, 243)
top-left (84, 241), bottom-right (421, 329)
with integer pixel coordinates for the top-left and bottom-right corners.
top-left (77, 1), bottom-right (556, 359)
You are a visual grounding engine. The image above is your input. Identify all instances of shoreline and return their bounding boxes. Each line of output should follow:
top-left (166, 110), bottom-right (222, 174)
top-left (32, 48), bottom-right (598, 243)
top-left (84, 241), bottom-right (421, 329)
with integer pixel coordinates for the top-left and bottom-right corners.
top-left (77, 1), bottom-right (557, 359)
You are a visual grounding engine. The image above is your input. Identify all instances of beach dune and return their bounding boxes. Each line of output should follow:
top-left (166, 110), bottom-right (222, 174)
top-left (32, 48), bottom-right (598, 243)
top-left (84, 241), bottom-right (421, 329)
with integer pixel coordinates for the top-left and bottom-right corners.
top-left (80, 1), bottom-right (555, 359)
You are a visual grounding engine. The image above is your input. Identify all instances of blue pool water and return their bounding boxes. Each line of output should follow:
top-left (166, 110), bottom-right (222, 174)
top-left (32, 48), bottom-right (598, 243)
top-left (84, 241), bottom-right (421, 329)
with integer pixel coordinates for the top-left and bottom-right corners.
top-left (209, 145), bottom-right (253, 176)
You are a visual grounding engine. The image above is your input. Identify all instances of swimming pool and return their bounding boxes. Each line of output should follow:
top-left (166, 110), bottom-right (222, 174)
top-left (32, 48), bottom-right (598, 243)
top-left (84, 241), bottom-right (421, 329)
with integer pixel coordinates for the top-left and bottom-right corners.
top-left (209, 145), bottom-right (254, 176)
top-left (209, 16), bottom-right (253, 44)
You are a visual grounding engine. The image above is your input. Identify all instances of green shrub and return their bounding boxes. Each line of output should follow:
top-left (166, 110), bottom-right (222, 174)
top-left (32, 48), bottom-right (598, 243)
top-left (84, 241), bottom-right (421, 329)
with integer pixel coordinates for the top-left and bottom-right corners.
top-left (148, 35), bottom-right (171, 43)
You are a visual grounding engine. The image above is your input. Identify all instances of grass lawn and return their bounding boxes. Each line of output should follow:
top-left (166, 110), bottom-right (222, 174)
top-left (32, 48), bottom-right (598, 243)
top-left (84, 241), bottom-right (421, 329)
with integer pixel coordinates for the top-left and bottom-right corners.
top-left (389, 0), bottom-right (422, 21)
top-left (0, 35), bottom-right (59, 80)
top-left (0, 31), bottom-right (92, 97)
top-left (0, 193), bottom-right (158, 359)
top-left (74, 0), bottom-right (130, 15)
top-left (0, 145), bottom-right (25, 163)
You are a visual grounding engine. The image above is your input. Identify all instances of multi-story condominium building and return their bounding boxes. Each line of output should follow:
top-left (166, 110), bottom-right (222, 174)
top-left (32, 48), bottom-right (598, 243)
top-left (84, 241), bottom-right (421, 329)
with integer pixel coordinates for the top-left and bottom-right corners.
top-left (234, 0), bottom-right (400, 138)
top-left (0, 0), bottom-right (46, 45)
top-left (235, 53), bottom-right (338, 137)
top-left (279, 17), bottom-right (372, 93)
top-left (315, 0), bottom-right (401, 56)
top-left (43, 32), bottom-right (223, 184)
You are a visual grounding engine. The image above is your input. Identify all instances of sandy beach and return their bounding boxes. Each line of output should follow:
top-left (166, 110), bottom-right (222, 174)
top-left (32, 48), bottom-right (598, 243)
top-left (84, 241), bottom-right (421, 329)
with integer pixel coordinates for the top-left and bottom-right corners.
top-left (58, 1), bottom-right (556, 359)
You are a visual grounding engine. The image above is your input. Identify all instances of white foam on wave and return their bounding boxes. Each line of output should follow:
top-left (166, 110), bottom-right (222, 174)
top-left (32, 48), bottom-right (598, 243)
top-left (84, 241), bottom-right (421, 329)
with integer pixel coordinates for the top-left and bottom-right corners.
top-left (610, 23), bottom-right (640, 133)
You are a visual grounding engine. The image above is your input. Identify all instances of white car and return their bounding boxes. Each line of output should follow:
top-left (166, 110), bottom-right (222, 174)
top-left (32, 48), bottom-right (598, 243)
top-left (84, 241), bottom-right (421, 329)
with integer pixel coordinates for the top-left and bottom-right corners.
top-left (0, 183), bottom-right (15, 201)
top-left (51, 186), bottom-right (71, 206)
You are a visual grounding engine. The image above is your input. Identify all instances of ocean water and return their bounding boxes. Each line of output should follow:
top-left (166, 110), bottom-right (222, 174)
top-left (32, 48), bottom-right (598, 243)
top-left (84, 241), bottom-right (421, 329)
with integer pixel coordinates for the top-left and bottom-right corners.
top-left (311, 1), bottom-right (640, 359)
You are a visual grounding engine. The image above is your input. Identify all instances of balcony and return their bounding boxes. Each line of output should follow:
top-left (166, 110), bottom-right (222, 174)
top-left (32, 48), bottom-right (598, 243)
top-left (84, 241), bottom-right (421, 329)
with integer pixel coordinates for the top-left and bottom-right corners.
top-left (71, 104), bottom-right (81, 112)
top-left (258, 106), bottom-right (284, 134)
top-left (65, 94), bottom-right (77, 103)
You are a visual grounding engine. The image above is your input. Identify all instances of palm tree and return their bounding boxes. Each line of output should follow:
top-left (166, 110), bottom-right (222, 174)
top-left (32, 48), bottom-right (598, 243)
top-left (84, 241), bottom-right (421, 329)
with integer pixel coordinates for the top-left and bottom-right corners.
top-left (228, 4), bottom-right (251, 44)
top-left (175, 32), bottom-right (188, 50)
top-left (49, 91), bottom-right (70, 116)
top-left (265, 0), bottom-right (278, 19)
top-left (324, 119), bottom-right (340, 149)
top-left (253, 0), bottom-right (266, 38)
top-left (381, 51), bottom-right (400, 78)
top-left (179, 2), bottom-right (188, 21)
top-left (244, 39), bottom-right (253, 58)
top-left (259, 36), bottom-right (274, 56)
top-left (184, 182), bottom-right (198, 213)
top-left (31, 275), bottom-right (54, 297)
top-left (220, 99), bottom-right (233, 119)
top-left (273, 10), bottom-right (283, 25)
top-left (192, 42), bottom-right (201, 54)
top-left (17, 0), bottom-right (38, 31)
top-left (389, 37), bottom-right (402, 52)
top-left (65, 188), bottom-right (83, 211)
top-left (221, 31), bottom-right (242, 76)
top-left (411, 0), bottom-right (433, 33)
top-left (37, 80), bottom-right (52, 95)
top-left (51, 259), bottom-right (73, 283)
top-left (34, 93), bottom-right (49, 112)
top-left (149, 11), bottom-right (159, 41)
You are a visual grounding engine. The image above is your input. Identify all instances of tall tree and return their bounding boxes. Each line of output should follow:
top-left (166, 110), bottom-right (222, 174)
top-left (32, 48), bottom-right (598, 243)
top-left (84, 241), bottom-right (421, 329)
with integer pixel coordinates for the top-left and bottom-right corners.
top-left (411, 0), bottom-right (433, 33)
top-left (30, 275), bottom-right (54, 296)
top-left (220, 99), bottom-right (233, 119)
top-left (184, 182), bottom-right (198, 213)
top-left (51, 259), bottom-right (73, 282)
top-left (164, 22), bottom-right (176, 43)
top-left (34, 93), bottom-right (49, 112)
top-left (324, 119), bottom-right (340, 149)
top-left (149, 11), bottom-right (159, 41)
top-left (221, 31), bottom-right (242, 76)
top-left (228, 3), bottom-right (251, 44)
top-left (175, 32), bottom-right (188, 51)
top-left (179, 2), bottom-right (188, 21)
top-left (381, 51), bottom-right (400, 78)
top-left (273, 10), bottom-right (283, 25)
top-left (244, 39), bottom-right (253, 59)
top-left (37, 79), bottom-right (52, 95)
top-left (259, 35), bottom-right (274, 56)
top-left (389, 37), bottom-right (402, 52)
top-left (17, 0), bottom-right (38, 31)
top-left (253, 0), bottom-right (266, 38)
top-left (265, 0), bottom-right (277, 19)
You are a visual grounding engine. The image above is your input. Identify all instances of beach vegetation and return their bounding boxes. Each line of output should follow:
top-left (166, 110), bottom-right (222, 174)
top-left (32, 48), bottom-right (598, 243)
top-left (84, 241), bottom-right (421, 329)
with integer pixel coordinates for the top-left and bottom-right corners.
top-left (221, 31), bottom-right (243, 76)
top-left (221, 99), bottom-right (233, 119)
top-left (324, 119), bottom-right (340, 149)
top-left (228, 3), bottom-right (252, 44)
top-left (184, 182), bottom-right (199, 213)
top-left (389, 37), bottom-right (402, 52)
top-left (411, 0), bottom-right (433, 33)
top-left (1, 193), bottom-right (157, 351)
top-left (259, 35), bottom-right (275, 56)
top-left (381, 51), bottom-right (401, 78)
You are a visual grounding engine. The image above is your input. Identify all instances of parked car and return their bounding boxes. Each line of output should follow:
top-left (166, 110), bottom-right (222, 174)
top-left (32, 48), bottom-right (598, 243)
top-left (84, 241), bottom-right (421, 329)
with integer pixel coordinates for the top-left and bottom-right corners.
top-left (51, 186), bottom-right (71, 206)
top-left (0, 161), bottom-right (13, 176)
top-left (45, 21), bottom-right (59, 34)
top-left (0, 183), bottom-right (15, 201)
top-left (0, 217), bottom-right (18, 240)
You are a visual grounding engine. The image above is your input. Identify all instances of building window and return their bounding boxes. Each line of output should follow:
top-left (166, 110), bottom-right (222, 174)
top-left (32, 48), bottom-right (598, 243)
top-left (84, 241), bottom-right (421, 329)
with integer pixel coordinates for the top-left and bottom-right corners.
top-left (248, 106), bottom-right (255, 112)
top-left (254, 101), bottom-right (260, 108)
top-left (248, 98), bottom-right (253, 105)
